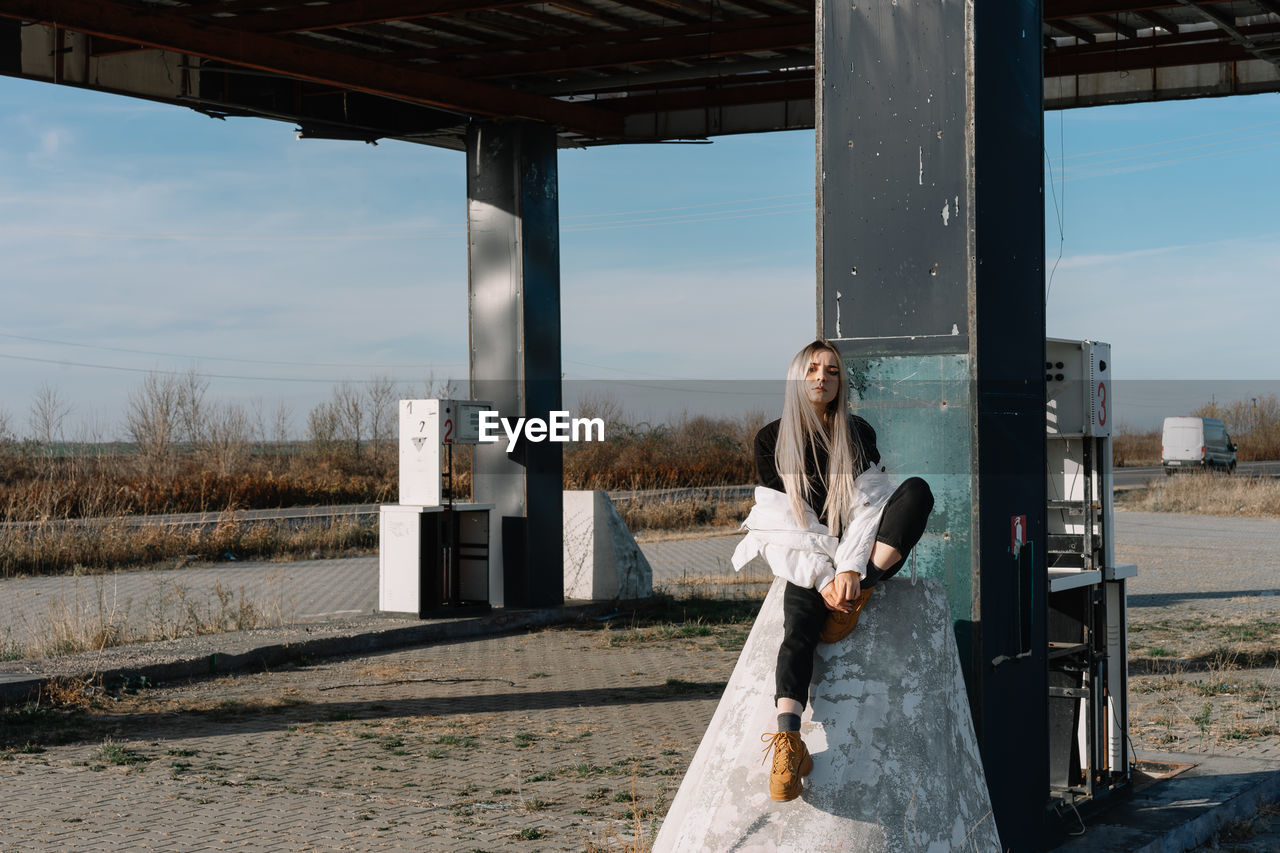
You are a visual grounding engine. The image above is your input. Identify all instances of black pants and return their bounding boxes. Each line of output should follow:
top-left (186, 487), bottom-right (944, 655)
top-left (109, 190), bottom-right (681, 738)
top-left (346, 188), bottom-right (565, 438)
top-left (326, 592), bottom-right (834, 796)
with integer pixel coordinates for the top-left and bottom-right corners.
top-left (775, 477), bottom-right (935, 704)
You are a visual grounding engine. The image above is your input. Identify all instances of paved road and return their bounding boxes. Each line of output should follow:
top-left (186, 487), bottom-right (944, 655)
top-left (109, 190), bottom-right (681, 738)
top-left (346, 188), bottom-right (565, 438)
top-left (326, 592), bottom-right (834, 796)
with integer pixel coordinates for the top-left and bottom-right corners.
top-left (1, 625), bottom-right (736, 851)
top-left (1116, 461), bottom-right (1280, 487)
top-left (4, 510), bottom-right (1279, 656)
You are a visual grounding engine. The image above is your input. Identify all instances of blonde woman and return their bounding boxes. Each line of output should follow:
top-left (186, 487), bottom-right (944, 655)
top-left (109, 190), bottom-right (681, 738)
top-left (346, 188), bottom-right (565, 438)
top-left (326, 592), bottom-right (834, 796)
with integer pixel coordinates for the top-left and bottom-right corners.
top-left (734, 339), bottom-right (934, 802)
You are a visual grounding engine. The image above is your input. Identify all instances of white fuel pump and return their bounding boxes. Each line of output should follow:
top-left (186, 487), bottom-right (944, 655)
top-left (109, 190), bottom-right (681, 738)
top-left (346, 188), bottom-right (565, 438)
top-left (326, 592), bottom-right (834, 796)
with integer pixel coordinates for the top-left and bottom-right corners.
top-left (379, 399), bottom-right (495, 617)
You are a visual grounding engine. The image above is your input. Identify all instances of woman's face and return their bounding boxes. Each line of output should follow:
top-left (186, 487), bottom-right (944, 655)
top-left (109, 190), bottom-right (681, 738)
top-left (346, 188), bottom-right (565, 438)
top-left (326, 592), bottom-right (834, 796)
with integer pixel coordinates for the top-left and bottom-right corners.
top-left (804, 348), bottom-right (841, 414)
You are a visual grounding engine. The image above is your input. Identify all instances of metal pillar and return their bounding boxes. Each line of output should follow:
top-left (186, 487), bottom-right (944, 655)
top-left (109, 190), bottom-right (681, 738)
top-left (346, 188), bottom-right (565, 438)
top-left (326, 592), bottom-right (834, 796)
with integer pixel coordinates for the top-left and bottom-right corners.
top-left (817, 1), bottom-right (1047, 849)
top-left (466, 120), bottom-right (564, 610)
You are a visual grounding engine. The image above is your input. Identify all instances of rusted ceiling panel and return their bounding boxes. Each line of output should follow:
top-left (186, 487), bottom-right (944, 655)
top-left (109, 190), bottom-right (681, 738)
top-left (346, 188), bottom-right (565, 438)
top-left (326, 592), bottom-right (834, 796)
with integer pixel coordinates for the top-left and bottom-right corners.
top-left (0, 0), bottom-right (625, 138)
top-left (1, 0), bottom-right (1279, 146)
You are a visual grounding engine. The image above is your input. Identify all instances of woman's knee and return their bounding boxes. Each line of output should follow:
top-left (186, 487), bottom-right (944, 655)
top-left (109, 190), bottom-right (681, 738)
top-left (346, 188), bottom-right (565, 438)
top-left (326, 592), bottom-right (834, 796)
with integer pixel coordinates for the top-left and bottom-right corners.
top-left (900, 477), bottom-right (934, 513)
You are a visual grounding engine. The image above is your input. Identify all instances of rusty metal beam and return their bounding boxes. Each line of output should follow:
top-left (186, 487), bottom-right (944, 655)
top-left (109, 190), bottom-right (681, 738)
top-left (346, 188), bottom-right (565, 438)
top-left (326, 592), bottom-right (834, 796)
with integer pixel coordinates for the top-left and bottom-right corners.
top-left (389, 13), bottom-right (787, 64)
top-left (213, 0), bottom-right (539, 34)
top-left (1048, 19), bottom-right (1098, 42)
top-left (1042, 1), bottom-right (1259, 20)
top-left (0, 0), bottom-right (625, 137)
top-left (583, 0), bottom-right (702, 24)
top-left (1090, 14), bottom-right (1138, 37)
top-left (602, 77), bottom-right (810, 112)
top-left (432, 16), bottom-right (811, 77)
top-left (544, 0), bottom-right (657, 30)
top-left (537, 54), bottom-right (809, 93)
top-left (1135, 9), bottom-right (1179, 32)
top-left (1173, 0), bottom-right (1280, 67)
top-left (721, 0), bottom-right (789, 16)
top-left (1050, 19), bottom-right (1280, 55)
top-left (1046, 37), bottom-right (1252, 74)
top-left (501, 6), bottom-right (597, 35)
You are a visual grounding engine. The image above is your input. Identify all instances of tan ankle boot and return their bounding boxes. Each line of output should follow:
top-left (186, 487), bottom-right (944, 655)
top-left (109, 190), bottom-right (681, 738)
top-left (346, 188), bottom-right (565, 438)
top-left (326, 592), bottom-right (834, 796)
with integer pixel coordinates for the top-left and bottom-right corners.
top-left (819, 585), bottom-right (875, 644)
top-left (761, 730), bottom-right (813, 802)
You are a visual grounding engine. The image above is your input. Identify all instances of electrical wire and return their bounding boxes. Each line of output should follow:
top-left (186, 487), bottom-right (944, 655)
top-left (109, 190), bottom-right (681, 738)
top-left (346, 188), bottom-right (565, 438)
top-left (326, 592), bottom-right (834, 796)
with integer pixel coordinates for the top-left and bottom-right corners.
top-left (0, 351), bottom-right (442, 384)
top-left (1045, 111), bottom-right (1067, 299)
top-left (0, 332), bottom-right (462, 371)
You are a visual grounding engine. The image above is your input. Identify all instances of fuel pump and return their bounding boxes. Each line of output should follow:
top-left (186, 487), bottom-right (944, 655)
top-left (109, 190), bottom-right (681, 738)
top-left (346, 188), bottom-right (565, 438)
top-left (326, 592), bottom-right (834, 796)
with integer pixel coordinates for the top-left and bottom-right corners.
top-left (378, 399), bottom-right (494, 617)
top-left (1045, 339), bottom-right (1136, 813)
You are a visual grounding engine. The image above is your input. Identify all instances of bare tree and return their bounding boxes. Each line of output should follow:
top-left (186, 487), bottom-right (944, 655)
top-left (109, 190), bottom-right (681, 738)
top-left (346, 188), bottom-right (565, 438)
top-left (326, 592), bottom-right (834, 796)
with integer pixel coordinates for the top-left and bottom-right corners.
top-left (205, 401), bottom-right (251, 475)
top-left (0, 406), bottom-right (15, 459)
top-left (176, 367), bottom-right (210, 448)
top-left (251, 397), bottom-right (292, 447)
top-left (270, 401), bottom-right (292, 445)
top-left (127, 372), bottom-right (181, 467)
top-left (404, 370), bottom-right (460, 403)
top-left (333, 381), bottom-right (365, 457)
top-left (306, 399), bottom-right (341, 457)
top-left (365, 375), bottom-right (398, 463)
top-left (28, 382), bottom-right (72, 457)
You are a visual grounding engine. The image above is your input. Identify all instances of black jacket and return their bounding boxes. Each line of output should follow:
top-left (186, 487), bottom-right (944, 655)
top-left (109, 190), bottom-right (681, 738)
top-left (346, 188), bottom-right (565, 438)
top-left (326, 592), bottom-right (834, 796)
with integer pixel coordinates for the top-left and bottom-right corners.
top-left (753, 415), bottom-right (881, 526)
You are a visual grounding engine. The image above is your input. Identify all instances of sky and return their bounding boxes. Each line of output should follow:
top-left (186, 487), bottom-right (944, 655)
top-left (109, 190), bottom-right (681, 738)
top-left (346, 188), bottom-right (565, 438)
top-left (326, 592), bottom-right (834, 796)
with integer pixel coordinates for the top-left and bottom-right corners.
top-left (1, 74), bottom-right (1278, 438)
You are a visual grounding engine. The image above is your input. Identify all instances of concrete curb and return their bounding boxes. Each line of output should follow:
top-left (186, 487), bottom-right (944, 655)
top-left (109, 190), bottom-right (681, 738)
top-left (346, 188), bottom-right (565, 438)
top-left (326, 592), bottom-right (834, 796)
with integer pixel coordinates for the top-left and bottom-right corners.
top-left (1133, 758), bottom-right (1280, 853)
top-left (1050, 750), bottom-right (1280, 852)
top-left (0, 598), bottom-right (651, 708)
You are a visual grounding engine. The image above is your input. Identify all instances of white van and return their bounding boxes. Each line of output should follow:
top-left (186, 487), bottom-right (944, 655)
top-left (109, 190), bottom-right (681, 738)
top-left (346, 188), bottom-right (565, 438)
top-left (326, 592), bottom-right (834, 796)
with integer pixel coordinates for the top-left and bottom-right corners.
top-left (1161, 416), bottom-right (1237, 475)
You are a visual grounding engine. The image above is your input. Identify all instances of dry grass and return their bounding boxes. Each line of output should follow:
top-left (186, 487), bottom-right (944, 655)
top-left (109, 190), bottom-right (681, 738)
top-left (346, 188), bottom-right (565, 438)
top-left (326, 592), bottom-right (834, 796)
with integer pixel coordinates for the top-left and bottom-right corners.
top-left (617, 496), bottom-right (752, 534)
top-left (1116, 472), bottom-right (1280, 518)
top-left (1113, 428), bottom-right (1161, 467)
top-left (1128, 612), bottom-right (1280, 751)
top-left (0, 405), bottom-right (763, 576)
top-left (5, 571), bottom-right (291, 659)
top-left (583, 777), bottom-right (661, 853)
top-left (0, 515), bottom-right (376, 579)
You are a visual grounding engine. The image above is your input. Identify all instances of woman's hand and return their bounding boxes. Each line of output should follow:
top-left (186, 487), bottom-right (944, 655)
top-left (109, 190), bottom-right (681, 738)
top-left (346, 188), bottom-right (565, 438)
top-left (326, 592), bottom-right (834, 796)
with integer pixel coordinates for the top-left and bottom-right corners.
top-left (821, 571), bottom-right (861, 612)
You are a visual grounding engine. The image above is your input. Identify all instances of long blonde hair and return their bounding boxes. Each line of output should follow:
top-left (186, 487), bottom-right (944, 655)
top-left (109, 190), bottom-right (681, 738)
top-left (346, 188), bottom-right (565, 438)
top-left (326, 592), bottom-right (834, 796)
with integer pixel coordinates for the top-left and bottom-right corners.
top-left (776, 340), bottom-right (862, 535)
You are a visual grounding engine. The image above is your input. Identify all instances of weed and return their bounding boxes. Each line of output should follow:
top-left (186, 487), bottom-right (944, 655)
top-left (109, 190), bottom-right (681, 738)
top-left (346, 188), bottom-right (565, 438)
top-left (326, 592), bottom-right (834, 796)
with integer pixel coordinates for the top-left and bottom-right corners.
top-left (515, 827), bottom-right (543, 840)
top-left (1193, 701), bottom-right (1213, 740)
top-left (97, 739), bottom-right (151, 766)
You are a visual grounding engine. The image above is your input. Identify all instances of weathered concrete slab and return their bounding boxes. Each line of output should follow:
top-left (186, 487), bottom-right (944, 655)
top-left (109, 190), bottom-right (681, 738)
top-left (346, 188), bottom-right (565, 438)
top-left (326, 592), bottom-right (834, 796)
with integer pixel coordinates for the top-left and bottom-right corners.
top-left (1050, 750), bottom-right (1280, 853)
top-left (654, 577), bottom-right (999, 852)
top-left (564, 490), bottom-right (652, 600)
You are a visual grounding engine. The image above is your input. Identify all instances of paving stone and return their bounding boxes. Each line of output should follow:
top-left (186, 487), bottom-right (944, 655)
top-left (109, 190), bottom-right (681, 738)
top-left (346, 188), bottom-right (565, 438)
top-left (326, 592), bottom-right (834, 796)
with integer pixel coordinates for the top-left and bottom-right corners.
top-left (1, 511), bottom-right (1278, 849)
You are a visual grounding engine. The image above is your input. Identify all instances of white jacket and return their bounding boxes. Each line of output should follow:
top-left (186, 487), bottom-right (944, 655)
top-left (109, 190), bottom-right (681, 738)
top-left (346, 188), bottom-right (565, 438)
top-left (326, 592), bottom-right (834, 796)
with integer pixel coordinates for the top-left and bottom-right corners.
top-left (731, 464), bottom-right (897, 592)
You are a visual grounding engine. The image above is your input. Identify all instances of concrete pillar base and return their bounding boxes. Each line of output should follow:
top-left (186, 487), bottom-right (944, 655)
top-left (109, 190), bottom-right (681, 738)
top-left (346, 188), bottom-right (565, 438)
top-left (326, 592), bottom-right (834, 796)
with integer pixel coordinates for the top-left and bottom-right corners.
top-left (654, 577), bottom-right (1000, 852)
top-left (562, 490), bottom-right (651, 601)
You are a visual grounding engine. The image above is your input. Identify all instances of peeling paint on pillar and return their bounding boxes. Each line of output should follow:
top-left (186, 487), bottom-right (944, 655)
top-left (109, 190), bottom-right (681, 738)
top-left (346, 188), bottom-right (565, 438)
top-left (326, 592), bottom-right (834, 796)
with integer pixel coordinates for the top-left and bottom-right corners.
top-left (817, 0), bottom-right (1047, 846)
top-left (653, 578), bottom-right (999, 852)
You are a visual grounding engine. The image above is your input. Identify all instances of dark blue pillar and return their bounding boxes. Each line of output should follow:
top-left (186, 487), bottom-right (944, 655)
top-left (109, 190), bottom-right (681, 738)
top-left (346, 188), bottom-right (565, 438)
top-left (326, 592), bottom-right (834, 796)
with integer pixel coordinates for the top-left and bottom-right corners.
top-left (466, 120), bottom-right (564, 610)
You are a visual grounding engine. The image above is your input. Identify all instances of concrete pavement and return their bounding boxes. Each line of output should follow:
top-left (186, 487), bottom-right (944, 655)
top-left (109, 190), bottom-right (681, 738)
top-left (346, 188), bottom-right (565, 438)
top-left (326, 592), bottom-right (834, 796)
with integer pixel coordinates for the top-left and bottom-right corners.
top-left (3, 510), bottom-right (1280, 850)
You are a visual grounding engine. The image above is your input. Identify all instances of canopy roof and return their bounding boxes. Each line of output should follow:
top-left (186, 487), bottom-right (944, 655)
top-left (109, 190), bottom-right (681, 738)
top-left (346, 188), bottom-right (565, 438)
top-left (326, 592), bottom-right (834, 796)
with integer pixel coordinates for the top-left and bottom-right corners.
top-left (2, 0), bottom-right (1278, 147)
